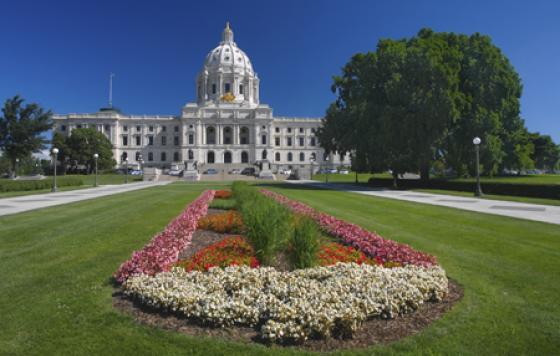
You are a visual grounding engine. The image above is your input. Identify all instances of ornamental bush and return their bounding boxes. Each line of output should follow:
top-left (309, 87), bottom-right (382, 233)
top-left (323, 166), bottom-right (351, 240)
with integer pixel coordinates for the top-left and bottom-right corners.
top-left (290, 216), bottom-right (320, 269)
top-left (0, 176), bottom-right (83, 192)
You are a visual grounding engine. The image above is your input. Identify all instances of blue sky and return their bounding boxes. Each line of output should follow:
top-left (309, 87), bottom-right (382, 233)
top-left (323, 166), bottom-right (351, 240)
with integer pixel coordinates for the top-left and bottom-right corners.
top-left (0, 0), bottom-right (558, 141)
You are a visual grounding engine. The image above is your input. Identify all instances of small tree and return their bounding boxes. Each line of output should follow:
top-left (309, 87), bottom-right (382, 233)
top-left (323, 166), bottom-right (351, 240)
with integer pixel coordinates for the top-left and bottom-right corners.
top-left (64, 128), bottom-right (116, 173)
top-left (0, 96), bottom-right (52, 177)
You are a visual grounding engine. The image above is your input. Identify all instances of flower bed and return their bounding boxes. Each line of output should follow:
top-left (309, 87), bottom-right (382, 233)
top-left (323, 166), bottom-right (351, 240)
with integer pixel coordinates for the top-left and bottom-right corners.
top-left (318, 241), bottom-right (379, 266)
top-left (175, 236), bottom-right (259, 271)
top-left (123, 263), bottom-right (448, 343)
top-left (214, 189), bottom-right (232, 199)
top-left (260, 190), bottom-right (437, 267)
top-left (114, 190), bottom-right (215, 283)
top-left (197, 210), bottom-right (244, 233)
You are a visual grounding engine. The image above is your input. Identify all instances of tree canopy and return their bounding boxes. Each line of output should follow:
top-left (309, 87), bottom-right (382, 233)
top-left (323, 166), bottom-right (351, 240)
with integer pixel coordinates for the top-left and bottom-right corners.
top-left (53, 128), bottom-right (116, 173)
top-left (318, 29), bottom-right (546, 180)
top-left (0, 96), bottom-right (52, 177)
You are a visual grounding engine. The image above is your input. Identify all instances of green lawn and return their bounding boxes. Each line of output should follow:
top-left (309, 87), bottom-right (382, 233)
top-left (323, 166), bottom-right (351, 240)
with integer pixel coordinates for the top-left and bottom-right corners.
top-left (414, 188), bottom-right (560, 206)
top-left (1, 182), bottom-right (559, 355)
top-left (453, 174), bottom-right (560, 185)
top-left (312, 172), bottom-right (391, 183)
top-left (0, 174), bottom-right (143, 199)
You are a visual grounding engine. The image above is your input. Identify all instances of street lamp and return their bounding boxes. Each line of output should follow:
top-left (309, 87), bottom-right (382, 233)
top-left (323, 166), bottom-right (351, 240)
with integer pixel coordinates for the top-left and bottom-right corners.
top-left (309, 156), bottom-right (315, 181)
top-left (14, 158), bottom-right (19, 178)
top-left (124, 158), bottom-right (129, 184)
top-left (324, 156), bottom-right (330, 184)
top-left (473, 137), bottom-right (483, 197)
top-left (51, 148), bottom-right (59, 192)
top-left (93, 153), bottom-right (99, 187)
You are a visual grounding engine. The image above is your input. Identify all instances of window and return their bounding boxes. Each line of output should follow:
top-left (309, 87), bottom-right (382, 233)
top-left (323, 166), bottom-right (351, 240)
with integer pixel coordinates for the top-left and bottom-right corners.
top-left (262, 150), bottom-right (267, 160)
top-left (135, 151), bottom-right (141, 161)
top-left (61, 125), bottom-right (66, 131)
top-left (77, 124), bottom-right (82, 129)
top-left (299, 152), bottom-right (305, 162)
top-left (121, 152), bottom-right (127, 161)
top-left (207, 127), bottom-right (216, 144)
top-left (225, 83), bottom-right (231, 92)
top-left (161, 152), bottom-right (167, 161)
top-left (287, 137), bottom-right (292, 146)
top-left (299, 127), bottom-right (304, 133)
top-left (123, 125), bottom-right (128, 132)
top-left (241, 151), bottom-right (249, 163)
top-left (240, 127), bottom-right (249, 145)
top-left (188, 149), bottom-right (194, 160)
top-left (122, 136), bottom-right (128, 146)
top-left (310, 137), bottom-right (316, 146)
top-left (275, 152), bottom-right (281, 161)
top-left (136, 125), bottom-right (141, 132)
top-left (261, 135), bottom-right (267, 145)
top-left (311, 152), bottom-right (317, 161)
top-left (174, 136), bottom-right (179, 146)
top-left (239, 84), bottom-right (243, 94)
top-left (173, 152), bottom-right (179, 161)
top-left (161, 126), bottom-right (167, 132)
top-left (135, 136), bottom-right (141, 146)
top-left (189, 124), bottom-right (193, 129)
top-left (287, 128), bottom-right (292, 133)
top-left (299, 137), bottom-right (304, 146)
top-left (104, 125), bottom-right (110, 132)
top-left (148, 152), bottom-right (153, 161)
top-left (188, 134), bottom-right (194, 145)
top-left (174, 125), bottom-right (179, 132)
top-left (287, 152), bottom-right (293, 162)
top-left (149, 125), bottom-right (154, 132)
top-left (224, 127), bottom-right (232, 144)
top-left (212, 84), bottom-right (216, 94)
top-left (148, 136), bottom-right (154, 145)
top-left (275, 137), bottom-right (280, 146)
top-left (275, 127), bottom-right (280, 133)
top-left (161, 136), bottom-right (167, 146)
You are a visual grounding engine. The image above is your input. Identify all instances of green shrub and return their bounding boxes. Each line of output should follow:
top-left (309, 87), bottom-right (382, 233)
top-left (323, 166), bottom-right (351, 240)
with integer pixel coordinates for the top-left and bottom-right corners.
top-left (0, 177), bottom-right (83, 192)
top-left (208, 198), bottom-right (237, 210)
top-left (233, 182), bottom-right (292, 265)
top-left (290, 216), bottom-right (320, 269)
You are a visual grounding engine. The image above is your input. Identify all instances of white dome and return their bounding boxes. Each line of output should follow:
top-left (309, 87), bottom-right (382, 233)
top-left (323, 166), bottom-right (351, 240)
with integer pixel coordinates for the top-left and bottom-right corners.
top-left (202, 22), bottom-right (254, 76)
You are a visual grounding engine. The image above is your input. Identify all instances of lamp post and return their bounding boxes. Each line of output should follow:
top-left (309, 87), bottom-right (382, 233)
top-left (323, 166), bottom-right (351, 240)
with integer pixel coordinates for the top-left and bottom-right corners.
top-left (310, 157), bottom-right (315, 180)
top-left (14, 158), bottom-right (19, 178)
top-left (93, 153), bottom-right (99, 187)
top-left (324, 156), bottom-right (330, 184)
top-left (124, 158), bottom-right (129, 184)
top-left (51, 148), bottom-right (59, 192)
top-left (473, 137), bottom-right (483, 197)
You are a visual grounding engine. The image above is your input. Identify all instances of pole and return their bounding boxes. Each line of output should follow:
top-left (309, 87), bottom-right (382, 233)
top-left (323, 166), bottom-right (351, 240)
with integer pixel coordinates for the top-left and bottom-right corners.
top-left (52, 153), bottom-right (57, 192)
top-left (94, 157), bottom-right (98, 187)
top-left (355, 171), bottom-right (358, 184)
top-left (475, 145), bottom-right (482, 197)
top-left (109, 73), bottom-right (115, 108)
top-left (125, 160), bottom-right (128, 184)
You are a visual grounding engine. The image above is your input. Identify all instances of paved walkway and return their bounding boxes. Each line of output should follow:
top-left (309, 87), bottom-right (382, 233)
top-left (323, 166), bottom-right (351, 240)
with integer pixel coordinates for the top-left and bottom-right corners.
top-left (0, 181), bottom-right (173, 217)
top-left (287, 180), bottom-right (560, 225)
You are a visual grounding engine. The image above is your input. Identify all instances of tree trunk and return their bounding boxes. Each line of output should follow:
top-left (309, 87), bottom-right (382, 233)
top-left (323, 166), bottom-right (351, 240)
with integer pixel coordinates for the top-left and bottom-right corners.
top-left (420, 160), bottom-right (430, 181)
top-left (10, 158), bottom-right (16, 178)
top-left (392, 172), bottom-right (398, 189)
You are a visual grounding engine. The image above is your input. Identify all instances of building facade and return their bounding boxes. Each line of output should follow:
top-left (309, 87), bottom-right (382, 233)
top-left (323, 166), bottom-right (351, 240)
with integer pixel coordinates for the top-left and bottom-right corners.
top-left (53, 23), bottom-right (350, 173)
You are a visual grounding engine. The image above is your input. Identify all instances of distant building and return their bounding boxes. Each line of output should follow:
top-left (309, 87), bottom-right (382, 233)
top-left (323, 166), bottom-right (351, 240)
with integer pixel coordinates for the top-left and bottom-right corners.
top-left (53, 23), bottom-right (350, 173)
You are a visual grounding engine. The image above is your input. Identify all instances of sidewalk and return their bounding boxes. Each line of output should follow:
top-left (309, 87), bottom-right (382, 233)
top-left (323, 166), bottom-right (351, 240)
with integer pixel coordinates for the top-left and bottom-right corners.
top-left (286, 180), bottom-right (560, 225)
top-left (0, 180), bottom-right (173, 217)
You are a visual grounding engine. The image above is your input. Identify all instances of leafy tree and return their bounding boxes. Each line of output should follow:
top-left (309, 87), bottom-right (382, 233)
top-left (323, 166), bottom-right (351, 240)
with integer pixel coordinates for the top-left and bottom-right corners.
top-left (0, 96), bottom-right (52, 177)
top-left (63, 128), bottom-right (116, 172)
top-left (530, 133), bottom-right (559, 171)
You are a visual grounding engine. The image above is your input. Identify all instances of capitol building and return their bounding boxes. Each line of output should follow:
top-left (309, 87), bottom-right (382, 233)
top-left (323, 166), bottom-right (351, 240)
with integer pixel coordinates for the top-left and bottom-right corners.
top-left (53, 23), bottom-right (350, 175)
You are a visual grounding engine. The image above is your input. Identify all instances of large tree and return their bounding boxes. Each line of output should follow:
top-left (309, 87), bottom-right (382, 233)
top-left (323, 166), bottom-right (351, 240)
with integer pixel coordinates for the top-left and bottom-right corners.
top-left (0, 96), bottom-right (52, 177)
top-left (530, 133), bottom-right (560, 171)
top-left (62, 128), bottom-right (116, 172)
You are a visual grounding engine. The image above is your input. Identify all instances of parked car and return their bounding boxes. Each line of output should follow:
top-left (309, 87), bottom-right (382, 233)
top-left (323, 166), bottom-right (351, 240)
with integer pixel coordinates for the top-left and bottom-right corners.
top-left (168, 169), bottom-right (183, 176)
top-left (241, 167), bottom-right (256, 176)
top-left (229, 168), bottom-right (241, 174)
top-left (130, 170), bottom-right (143, 176)
top-left (204, 168), bottom-right (218, 175)
top-left (339, 169), bottom-right (349, 175)
top-left (328, 169), bottom-right (338, 174)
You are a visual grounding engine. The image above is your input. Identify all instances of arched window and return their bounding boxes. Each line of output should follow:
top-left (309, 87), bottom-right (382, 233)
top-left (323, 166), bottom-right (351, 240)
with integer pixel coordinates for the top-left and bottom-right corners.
top-left (206, 126), bottom-right (216, 144)
top-left (261, 135), bottom-right (267, 145)
top-left (299, 152), bottom-right (305, 162)
top-left (287, 152), bottom-right (293, 162)
top-left (241, 151), bottom-right (249, 163)
top-left (148, 152), bottom-right (153, 161)
top-left (224, 151), bottom-right (232, 163)
top-left (240, 126), bottom-right (249, 145)
top-left (223, 126), bottom-right (233, 145)
top-left (173, 152), bottom-right (179, 162)
top-left (188, 149), bottom-right (194, 160)
top-left (161, 152), bottom-right (167, 161)
top-left (262, 150), bottom-right (267, 160)
top-left (275, 152), bottom-right (280, 162)
top-left (207, 151), bottom-right (215, 163)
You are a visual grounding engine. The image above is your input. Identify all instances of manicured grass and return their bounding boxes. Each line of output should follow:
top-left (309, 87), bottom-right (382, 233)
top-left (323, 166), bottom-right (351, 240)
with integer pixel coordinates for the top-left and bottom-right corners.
top-left (0, 174), bottom-right (143, 198)
top-left (1, 181), bottom-right (559, 354)
top-left (414, 188), bottom-right (560, 206)
top-left (453, 174), bottom-right (560, 185)
top-left (312, 172), bottom-right (391, 183)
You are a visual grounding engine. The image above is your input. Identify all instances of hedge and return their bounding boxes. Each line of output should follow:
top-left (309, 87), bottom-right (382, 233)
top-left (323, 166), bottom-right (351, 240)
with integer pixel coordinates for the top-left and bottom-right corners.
top-left (367, 178), bottom-right (560, 200)
top-left (0, 177), bottom-right (84, 193)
